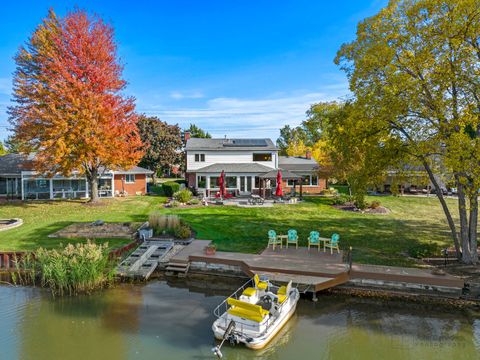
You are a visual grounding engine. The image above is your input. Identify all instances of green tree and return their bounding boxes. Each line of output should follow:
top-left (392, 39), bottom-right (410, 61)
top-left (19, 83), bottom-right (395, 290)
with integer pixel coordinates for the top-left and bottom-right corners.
top-left (137, 115), bottom-right (183, 182)
top-left (0, 141), bottom-right (6, 156)
top-left (335, 0), bottom-right (480, 263)
top-left (186, 124), bottom-right (211, 138)
top-left (4, 135), bottom-right (22, 153)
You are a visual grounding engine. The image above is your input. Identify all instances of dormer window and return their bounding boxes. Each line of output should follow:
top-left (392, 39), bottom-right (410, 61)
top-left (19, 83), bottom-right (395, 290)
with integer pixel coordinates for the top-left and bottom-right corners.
top-left (195, 154), bottom-right (205, 162)
top-left (253, 153), bottom-right (272, 161)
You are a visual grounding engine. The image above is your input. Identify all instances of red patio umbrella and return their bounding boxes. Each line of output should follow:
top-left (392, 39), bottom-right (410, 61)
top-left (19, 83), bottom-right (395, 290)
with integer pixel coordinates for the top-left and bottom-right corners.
top-left (219, 170), bottom-right (226, 198)
top-left (275, 170), bottom-right (283, 197)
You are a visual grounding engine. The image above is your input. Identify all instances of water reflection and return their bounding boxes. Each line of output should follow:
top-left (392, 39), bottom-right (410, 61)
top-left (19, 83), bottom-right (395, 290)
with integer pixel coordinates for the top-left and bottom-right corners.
top-left (0, 278), bottom-right (479, 360)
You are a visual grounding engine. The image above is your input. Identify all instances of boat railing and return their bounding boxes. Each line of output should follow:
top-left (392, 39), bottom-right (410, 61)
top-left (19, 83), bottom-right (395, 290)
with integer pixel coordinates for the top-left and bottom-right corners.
top-left (213, 280), bottom-right (295, 337)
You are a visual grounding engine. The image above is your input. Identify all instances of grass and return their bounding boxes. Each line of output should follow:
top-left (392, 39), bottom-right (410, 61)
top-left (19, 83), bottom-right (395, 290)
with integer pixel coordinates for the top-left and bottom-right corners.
top-left (0, 194), bottom-right (469, 267)
top-left (164, 196), bottom-right (465, 267)
top-left (0, 196), bottom-right (166, 251)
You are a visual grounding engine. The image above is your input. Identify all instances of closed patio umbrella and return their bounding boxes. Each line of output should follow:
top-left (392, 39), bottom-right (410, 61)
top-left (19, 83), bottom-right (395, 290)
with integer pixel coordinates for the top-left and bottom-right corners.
top-left (275, 170), bottom-right (283, 197)
top-left (219, 170), bottom-right (226, 198)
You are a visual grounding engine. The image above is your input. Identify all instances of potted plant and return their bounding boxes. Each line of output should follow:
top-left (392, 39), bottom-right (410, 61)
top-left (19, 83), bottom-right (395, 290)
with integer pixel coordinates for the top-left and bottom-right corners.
top-left (205, 244), bottom-right (217, 255)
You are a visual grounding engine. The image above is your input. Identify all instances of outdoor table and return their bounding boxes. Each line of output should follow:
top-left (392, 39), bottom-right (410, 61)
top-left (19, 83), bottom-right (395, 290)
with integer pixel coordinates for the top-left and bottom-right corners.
top-left (277, 235), bottom-right (288, 248)
top-left (319, 237), bottom-right (331, 250)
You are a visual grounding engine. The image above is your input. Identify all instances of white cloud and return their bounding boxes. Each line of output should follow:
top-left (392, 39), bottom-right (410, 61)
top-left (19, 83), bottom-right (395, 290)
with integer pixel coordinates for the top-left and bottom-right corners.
top-left (141, 87), bottom-right (349, 139)
top-left (169, 90), bottom-right (204, 100)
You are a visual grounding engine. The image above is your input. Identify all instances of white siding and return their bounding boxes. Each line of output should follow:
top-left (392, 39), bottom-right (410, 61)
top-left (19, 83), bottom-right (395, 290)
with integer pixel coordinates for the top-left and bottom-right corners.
top-left (186, 150), bottom-right (277, 171)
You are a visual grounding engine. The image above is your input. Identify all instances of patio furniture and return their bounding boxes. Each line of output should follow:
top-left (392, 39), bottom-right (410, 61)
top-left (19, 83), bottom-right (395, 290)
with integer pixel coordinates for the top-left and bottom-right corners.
top-left (308, 231), bottom-right (321, 251)
top-left (267, 230), bottom-right (282, 250)
top-left (324, 233), bottom-right (340, 254)
top-left (286, 229), bottom-right (298, 249)
top-left (249, 194), bottom-right (265, 205)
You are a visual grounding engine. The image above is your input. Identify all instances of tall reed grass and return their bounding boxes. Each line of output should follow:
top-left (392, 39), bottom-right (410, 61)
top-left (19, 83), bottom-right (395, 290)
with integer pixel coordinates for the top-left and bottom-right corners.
top-left (149, 213), bottom-right (181, 234)
top-left (12, 241), bottom-right (115, 297)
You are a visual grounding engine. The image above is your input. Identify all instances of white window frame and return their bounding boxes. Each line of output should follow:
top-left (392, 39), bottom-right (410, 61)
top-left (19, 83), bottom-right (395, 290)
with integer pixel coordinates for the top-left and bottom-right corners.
top-left (252, 153), bottom-right (272, 162)
top-left (125, 174), bottom-right (135, 183)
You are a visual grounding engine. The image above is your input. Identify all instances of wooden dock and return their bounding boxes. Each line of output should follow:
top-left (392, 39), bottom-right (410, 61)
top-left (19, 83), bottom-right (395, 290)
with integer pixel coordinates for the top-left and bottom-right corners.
top-left (167, 240), bottom-right (465, 295)
top-left (116, 240), bottom-right (174, 279)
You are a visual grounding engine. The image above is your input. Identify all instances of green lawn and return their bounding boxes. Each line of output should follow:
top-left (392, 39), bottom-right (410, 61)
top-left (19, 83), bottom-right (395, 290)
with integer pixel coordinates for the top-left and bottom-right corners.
top-left (0, 195), bottom-right (464, 267)
top-left (0, 196), bottom-right (166, 251)
top-left (165, 196), bottom-right (463, 266)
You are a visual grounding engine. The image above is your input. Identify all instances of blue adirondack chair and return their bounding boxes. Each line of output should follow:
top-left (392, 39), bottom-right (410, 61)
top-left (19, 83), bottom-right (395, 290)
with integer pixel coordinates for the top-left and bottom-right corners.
top-left (287, 229), bottom-right (298, 249)
top-left (308, 231), bottom-right (321, 251)
top-left (325, 233), bottom-right (340, 254)
top-left (268, 230), bottom-right (282, 250)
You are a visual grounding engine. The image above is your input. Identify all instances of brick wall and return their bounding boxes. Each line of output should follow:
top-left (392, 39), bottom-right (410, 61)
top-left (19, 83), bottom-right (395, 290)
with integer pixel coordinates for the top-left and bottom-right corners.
top-left (282, 178), bottom-right (327, 194)
top-left (113, 174), bottom-right (147, 195)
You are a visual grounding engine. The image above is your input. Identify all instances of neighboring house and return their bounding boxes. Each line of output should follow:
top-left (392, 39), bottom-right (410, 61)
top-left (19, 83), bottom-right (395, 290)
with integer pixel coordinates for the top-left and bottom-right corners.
top-left (0, 153), bottom-right (153, 200)
top-left (185, 138), bottom-right (326, 196)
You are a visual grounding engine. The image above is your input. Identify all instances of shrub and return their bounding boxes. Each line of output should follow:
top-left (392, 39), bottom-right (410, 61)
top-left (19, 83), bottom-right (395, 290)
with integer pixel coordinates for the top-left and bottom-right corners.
top-left (174, 179), bottom-right (186, 185)
top-left (188, 198), bottom-right (201, 205)
top-left (174, 224), bottom-right (191, 239)
top-left (170, 200), bottom-right (181, 208)
top-left (162, 181), bottom-right (181, 197)
top-left (320, 187), bottom-right (338, 196)
top-left (370, 200), bottom-right (381, 209)
top-left (354, 198), bottom-right (368, 210)
top-left (173, 189), bottom-right (192, 203)
top-left (407, 243), bottom-right (438, 258)
top-left (333, 194), bottom-right (351, 205)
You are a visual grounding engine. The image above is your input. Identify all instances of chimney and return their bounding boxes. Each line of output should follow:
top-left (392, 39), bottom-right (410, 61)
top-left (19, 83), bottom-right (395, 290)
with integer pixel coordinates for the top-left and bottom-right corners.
top-left (306, 150), bottom-right (312, 159)
top-left (183, 131), bottom-right (191, 143)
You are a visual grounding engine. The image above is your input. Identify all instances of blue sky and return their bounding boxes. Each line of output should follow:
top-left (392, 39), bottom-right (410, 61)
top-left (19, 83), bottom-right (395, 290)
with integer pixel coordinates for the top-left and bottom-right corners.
top-left (0, 0), bottom-right (387, 142)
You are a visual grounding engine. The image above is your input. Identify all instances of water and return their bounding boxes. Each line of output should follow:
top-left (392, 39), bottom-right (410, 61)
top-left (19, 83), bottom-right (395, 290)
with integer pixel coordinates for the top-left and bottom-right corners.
top-left (1, 277), bottom-right (479, 360)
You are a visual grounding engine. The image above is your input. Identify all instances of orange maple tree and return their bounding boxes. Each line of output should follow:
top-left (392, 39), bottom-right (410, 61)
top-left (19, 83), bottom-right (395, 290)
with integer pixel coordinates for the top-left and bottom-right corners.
top-left (9, 9), bottom-right (143, 202)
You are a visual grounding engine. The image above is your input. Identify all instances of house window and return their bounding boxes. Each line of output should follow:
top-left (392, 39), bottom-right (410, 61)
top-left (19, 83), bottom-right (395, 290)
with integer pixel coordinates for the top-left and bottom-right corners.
top-left (252, 153), bottom-right (272, 162)
top-left (197, 176), bottom-right (206, 188)
top-left (303, 175), bottom-right (311, 185)
top-left (125, 174), bottom-right (135, 183)
top-left (225, 176), bottom-right (237, 188)
top-left (195, 154), bottom-right (205, 162)
top-left (254, 177), bottom-right (261, 189)
top-left (287, 179), bottom-right (296, 187)
top-left (210, 176), bottom-right (219, 188)
top-left (311, 175), bottom-right (318, 186)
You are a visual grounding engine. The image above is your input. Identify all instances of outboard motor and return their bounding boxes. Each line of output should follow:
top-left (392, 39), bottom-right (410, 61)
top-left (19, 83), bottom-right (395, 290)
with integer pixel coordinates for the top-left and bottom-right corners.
top-left (212, 320), bottom-right (236, 358)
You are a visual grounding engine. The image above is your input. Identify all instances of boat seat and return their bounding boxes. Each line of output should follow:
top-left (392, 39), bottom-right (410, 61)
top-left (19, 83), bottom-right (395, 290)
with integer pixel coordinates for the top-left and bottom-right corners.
top-left (277, 294), bottom-right (287, 303)
top-left (242, 287), bottom-right (257, 297)
top-left (277, 281), bottom-right (292, 303)
top-left (254, 274), bottom-right (268, 290)
top-left (227, 298), bottom-right (269, 323)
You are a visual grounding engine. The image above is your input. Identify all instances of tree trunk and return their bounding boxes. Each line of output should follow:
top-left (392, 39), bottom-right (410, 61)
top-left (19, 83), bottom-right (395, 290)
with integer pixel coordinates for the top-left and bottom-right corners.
top-left (87, 168), bottom-right (99, 203)
top-left (422, 160), bottom-right (461, 258)
top-left (456, 178), bottom-right (471, 263)
top-left (468, 193), bottom-right (478, 264)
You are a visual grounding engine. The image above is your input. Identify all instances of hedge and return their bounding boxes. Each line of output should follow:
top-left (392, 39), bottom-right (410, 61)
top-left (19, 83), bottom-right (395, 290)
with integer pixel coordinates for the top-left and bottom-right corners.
top-left (162, 182), bottom-right (181, 197)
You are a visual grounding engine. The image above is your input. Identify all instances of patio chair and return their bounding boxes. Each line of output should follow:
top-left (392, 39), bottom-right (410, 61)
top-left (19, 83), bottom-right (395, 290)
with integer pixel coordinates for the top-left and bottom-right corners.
top-left (267, 230), bottom-right (282, 250)
top-left (286, 229), bottom-right (298, 249)
top-left (324, 233), bottom-right (340, 254)
top-left (308, 231), bottom-right (321, 251)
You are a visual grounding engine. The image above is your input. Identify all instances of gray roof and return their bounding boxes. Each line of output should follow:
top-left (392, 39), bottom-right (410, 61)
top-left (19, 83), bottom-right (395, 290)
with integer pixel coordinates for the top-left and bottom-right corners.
top-left (278, 156), bottom-right (319, 172)
top-left (185, 138), bottom-right (277, 151)
top-left (113, 166), bottom-right (154, 175)
top-left (0, 153), bottom-right (153, 176)
top-left (259, 168), bottom-right (302, 180)
top-left (195, 163), bottom-right (274, 173)
top-left (0, 153), bottom-right (33, 175)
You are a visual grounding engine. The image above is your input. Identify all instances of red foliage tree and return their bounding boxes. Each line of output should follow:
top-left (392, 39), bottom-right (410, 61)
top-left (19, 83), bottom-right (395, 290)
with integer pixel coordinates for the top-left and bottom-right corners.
top-left (9, 9), bottom-right (143, 202)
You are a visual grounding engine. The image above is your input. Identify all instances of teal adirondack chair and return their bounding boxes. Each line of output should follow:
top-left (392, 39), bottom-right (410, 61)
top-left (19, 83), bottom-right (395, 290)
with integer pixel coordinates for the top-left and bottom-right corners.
top-left (325, 233), bottom-right (340, 254)
top-left (308, 231), bottom-right (320, 251)
top-left (268, 230), bottom-right (282, 250)
top-left (287, 229), bottom-right (298, 249)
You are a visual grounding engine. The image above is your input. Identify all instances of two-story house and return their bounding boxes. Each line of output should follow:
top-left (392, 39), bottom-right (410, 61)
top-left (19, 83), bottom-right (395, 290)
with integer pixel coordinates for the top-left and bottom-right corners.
top-left (185, 138), bottom-right (327, 196)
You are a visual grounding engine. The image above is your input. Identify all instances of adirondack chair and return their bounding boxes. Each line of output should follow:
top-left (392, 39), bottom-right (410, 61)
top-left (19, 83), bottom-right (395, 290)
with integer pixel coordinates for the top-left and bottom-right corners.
top-left (268, 230), bottom-right (282, 250)
top-left (308, 231), bottom-right (321, 251)
top-left (287, 229), bottom-right (299, 249)
top-left (324, 233), bottom-right (340, 254)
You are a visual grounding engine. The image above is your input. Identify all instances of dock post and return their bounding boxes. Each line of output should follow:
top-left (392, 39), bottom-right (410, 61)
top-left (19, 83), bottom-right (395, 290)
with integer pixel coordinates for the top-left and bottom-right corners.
top-left (312, 291), bottom-right (318, 302)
